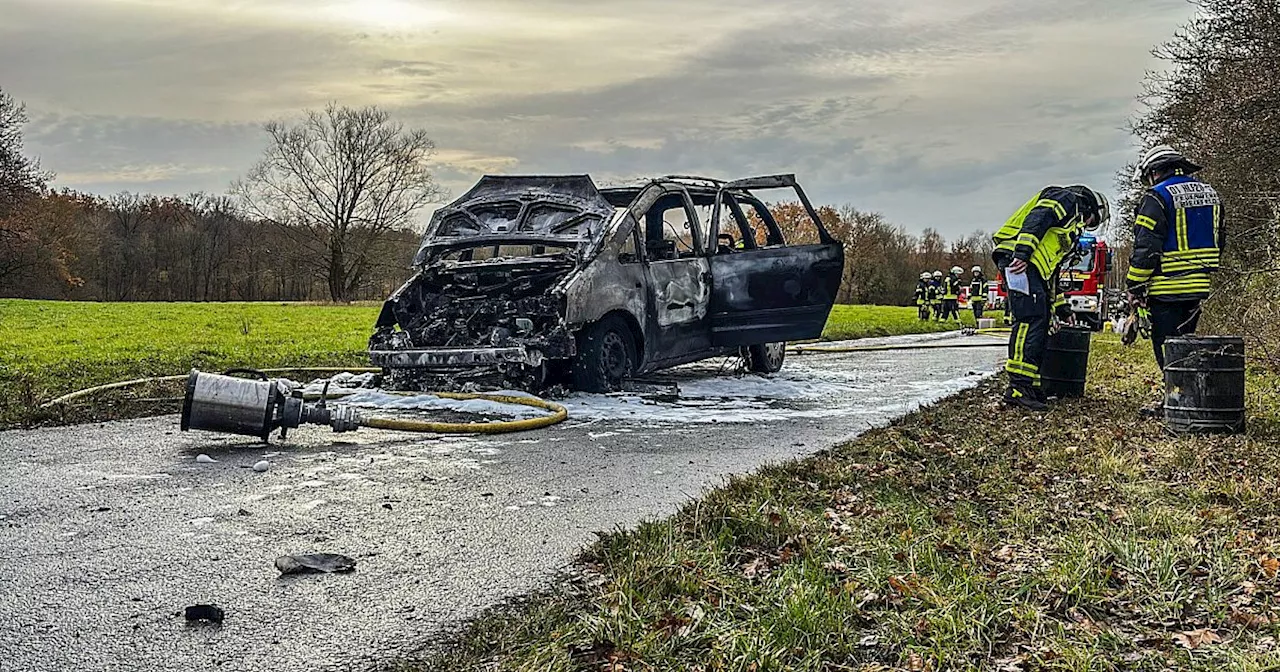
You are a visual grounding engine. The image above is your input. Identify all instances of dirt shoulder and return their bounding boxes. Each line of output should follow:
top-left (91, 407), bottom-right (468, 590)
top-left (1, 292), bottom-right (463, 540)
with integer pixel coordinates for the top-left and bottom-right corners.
top-left (418, 335), bottom-right (1280, 671)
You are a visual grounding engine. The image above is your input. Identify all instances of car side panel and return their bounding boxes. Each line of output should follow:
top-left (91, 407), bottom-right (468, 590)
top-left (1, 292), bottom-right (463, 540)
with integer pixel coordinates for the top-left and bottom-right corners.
top-left (562, 218), bottom-right (649, 353)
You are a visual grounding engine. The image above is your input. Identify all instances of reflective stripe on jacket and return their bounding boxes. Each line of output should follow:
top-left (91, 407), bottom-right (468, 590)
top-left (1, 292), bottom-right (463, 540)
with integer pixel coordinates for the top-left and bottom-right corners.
top-left (992, 187), bottom-right (1091, 282)
top-left (943, 276), bottom-right (960, 300)
top-left (1125, 175), bottom-right (1224, 301)
top-left (969, 278), bottom-right (986, 303)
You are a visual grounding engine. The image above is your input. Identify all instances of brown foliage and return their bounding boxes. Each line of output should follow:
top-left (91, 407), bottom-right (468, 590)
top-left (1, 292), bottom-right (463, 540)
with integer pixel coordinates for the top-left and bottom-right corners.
top-left (767, 202), bottom-right (993, 305)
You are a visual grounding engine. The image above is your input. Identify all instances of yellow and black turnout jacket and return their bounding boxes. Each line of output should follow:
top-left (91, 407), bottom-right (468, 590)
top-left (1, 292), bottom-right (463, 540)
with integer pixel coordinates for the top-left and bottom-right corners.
top-left (1125, 175), bottom-right (1224, 301)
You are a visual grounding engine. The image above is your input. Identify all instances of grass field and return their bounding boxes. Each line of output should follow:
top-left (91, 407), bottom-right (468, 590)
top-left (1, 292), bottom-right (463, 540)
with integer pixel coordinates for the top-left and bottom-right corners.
top-left (821, 304), bottom-right (998, 341)
top-left (0, 300), bottom-right (994, 429)
top-left (0, 300), bottom-right (380, 428)
top-left (421, 337), bottom-right (1280, 671)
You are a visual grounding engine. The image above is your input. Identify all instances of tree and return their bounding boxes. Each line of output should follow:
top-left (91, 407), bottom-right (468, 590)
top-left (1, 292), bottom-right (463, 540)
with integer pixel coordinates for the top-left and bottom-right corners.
top-left (0, 88), bottom-right (50, 216)
top-left (233, 104), bottom-right (445, 302)
top-left (1130, 0), bottom-right (1280, 364)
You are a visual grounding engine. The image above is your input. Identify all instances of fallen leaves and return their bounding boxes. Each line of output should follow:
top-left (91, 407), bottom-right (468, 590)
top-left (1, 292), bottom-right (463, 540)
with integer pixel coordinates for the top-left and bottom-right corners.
top-left (1173, 628), bottom-right (1222, 650)
top-left (1229, 608), bottom-right (1274, 630)
top-left (1260, 556), bottom-right (1279, 579)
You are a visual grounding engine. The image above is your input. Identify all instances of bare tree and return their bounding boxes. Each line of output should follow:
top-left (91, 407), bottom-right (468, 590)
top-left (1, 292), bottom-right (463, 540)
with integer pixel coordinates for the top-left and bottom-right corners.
top-left (0, 88), bottom-right (50, 216)
top-left (233, 104), bottom-right (445, 302)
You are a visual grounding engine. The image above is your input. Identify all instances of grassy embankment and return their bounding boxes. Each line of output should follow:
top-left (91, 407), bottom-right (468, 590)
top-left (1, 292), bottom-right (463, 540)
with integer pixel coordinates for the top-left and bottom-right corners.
top-left (421, 335), bottom-right (1280, 671)
top-left (0, 300), bottom-right (986, 429)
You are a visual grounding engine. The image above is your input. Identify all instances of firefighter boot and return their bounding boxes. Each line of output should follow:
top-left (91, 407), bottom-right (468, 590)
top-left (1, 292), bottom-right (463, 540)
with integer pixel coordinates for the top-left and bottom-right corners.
top-left (1003, 385), bottom-right (1048, 412)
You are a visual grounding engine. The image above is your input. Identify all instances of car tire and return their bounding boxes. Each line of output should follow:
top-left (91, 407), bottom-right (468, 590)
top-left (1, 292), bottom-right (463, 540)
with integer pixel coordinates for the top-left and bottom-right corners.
top-left (745, 342), bottom-right (787, 374)
top-left (571, 316), bottom-right (637, 393)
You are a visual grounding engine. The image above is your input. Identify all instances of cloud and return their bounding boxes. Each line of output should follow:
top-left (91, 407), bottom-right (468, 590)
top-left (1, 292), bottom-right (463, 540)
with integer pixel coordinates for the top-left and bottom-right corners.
top-left (3, 0), bottom-right (1195, 237)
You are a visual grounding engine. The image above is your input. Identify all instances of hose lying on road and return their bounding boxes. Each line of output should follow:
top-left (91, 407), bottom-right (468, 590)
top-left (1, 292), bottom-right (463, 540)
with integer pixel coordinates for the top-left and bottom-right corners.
top-left (788, 341), bottom-right (1007, 356)
top-left (40, 369), bottom-right (568, 436)
top-left (358, 392), bottom-right (568, 435)
top-left (40, 367), bottom-right (382, 409)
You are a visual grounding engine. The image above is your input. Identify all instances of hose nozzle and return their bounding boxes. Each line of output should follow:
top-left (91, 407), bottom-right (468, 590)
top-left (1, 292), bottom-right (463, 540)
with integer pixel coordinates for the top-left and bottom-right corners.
top-left (181, 370), bottom-right (361, 442)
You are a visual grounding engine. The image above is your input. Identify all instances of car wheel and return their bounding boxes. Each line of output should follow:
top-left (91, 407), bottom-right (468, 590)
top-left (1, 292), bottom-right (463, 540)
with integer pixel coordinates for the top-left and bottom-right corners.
top-left (745, 342), bottom-right (786, 373)
top-left (571, 316), bottom-right (637, 393)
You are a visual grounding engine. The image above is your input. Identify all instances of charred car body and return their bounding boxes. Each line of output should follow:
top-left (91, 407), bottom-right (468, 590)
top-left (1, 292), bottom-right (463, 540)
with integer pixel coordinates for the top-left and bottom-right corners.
top-left (369, 174), bottom-right (844, 392)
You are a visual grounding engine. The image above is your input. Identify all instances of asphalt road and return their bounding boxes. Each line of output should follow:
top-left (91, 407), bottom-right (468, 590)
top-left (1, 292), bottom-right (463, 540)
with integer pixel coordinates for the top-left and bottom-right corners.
top-left (0, 332), bottom-right (1007, 672)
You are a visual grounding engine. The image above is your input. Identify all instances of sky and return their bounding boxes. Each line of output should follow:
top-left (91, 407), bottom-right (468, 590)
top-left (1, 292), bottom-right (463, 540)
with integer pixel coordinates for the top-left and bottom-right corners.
top-left (0, 0), bottom-right (1195, 238)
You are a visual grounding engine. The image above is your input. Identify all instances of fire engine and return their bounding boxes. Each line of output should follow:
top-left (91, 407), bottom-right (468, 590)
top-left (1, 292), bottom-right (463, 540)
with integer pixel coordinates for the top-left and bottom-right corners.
top-left (989, 236), bottom-right (1119, 331)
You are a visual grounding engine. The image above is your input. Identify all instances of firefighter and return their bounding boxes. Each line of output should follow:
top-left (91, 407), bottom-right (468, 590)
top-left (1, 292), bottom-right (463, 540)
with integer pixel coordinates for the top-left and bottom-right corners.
top-left (1126, 145), bottom-right (1224, 394)
top-left (942, 266), bottom-right (963, 320)
top-left (914, 272), bottom-right (931, 321)
top-left (930, 271), bottom-right (944, 320)
top-left (969, 266), bottom-right (987, 320)
top-left (992, 185), bottom-right (1110, 411)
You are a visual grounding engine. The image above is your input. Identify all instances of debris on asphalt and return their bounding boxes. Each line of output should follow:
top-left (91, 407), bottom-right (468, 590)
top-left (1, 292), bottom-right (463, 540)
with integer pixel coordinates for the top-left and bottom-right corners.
top-left (183, 604), bottom-right (224, 624)
top-left (252, 460), bottom-right (270, 473)
top-left (275, 553), bottom-right (357, 576)
top-left (196, 454), bottom-right (217, 464)
top-left (381, 503), bottom-right (393, 510)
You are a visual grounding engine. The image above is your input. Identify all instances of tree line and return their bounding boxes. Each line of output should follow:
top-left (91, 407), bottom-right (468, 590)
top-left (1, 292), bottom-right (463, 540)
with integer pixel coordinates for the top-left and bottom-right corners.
top-left (0, 188), bottom-right (420, 302)
top-left (1, 98), bottom-right (437, 303)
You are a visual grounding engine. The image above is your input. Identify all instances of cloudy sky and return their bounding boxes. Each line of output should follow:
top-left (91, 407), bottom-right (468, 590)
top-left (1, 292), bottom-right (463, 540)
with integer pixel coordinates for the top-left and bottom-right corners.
top-left (2, 0), bottom-right (1192, 237)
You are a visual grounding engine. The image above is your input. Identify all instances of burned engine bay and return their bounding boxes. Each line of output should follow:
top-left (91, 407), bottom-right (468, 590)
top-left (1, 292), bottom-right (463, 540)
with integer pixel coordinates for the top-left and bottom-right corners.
top-left (369, 175), bottom-right (617, 392)
top-left (370, 258), bottom-right (577, 390)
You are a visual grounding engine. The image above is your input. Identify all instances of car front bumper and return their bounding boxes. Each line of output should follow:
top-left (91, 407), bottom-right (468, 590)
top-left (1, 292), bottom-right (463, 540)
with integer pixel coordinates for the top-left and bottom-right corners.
top-left (370, 347), bottom-right (549, 370)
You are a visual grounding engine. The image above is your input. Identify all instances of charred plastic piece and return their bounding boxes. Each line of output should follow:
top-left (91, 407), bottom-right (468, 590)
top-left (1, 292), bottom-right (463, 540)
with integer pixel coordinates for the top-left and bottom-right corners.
top-left (181, 370), bottom-right (359, 441)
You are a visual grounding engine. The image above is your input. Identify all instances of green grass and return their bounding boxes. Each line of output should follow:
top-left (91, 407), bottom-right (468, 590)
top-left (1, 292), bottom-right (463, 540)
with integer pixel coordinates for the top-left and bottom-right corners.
top-left (822, 305), bottom-right (1002, 341)
top-left (419, 336), bottom-right (1280, 671)
top-left (0, 299), bottom-right (984, 429)
top-left (0, 299), bottom-right (380, 428)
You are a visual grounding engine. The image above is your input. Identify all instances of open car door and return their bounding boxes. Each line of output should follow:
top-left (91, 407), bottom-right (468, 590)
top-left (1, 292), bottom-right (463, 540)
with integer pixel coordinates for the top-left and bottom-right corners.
top-left (706, 175), bottom-right (844, 347)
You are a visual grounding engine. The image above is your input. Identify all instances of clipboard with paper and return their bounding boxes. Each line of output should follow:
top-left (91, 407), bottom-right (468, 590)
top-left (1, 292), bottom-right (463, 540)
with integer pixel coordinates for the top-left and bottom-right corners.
top-left (1005, 269), bottom-right (1030, 295)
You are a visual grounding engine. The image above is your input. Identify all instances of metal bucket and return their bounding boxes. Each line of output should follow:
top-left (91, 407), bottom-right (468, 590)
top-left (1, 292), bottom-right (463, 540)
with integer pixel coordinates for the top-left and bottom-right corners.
top-left (1164, 336), bottom-right (1246, 435)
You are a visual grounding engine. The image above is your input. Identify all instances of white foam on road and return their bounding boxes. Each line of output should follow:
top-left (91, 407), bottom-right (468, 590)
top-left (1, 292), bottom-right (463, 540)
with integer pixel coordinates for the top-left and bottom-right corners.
top-left (294, 330), bottom-right (1005, 428)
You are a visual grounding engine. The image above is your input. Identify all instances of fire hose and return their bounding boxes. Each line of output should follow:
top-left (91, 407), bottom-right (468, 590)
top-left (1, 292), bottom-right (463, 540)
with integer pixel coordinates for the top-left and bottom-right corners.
top-left (41, 368), bottom-right (568, 441)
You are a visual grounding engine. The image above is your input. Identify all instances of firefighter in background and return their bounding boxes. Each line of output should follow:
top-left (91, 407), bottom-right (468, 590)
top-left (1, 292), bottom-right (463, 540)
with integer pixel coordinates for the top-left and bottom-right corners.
top-left (969, 266), bottom-right (987, 320)
top-left (942, 266), bottom-right (963, 320)
top-left (914, 272), bottom-right (931, 320)
top-left (1126, 146), bottom-right (1224, 391)
top-left (992, 185), bottom-right (1110, 411)
top-left (930, 271), bottom-right (944, 320)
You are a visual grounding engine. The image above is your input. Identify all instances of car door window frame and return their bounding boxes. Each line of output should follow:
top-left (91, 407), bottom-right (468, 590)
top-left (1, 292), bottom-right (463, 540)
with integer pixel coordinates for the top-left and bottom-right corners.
top-left (631, 185), bottom-right (705, 263)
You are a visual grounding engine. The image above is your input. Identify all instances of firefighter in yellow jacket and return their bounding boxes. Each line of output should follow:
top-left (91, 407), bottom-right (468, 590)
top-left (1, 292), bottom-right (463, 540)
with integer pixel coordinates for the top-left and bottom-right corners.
top-left (914, 272), bottom-right (931, 321)
top-left (992, 185), bottom-right (1110, 411)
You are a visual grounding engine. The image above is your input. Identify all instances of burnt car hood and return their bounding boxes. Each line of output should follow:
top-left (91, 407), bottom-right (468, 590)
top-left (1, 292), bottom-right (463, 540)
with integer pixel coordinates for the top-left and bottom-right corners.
top-left (413, 175), bottom-right (615, 267)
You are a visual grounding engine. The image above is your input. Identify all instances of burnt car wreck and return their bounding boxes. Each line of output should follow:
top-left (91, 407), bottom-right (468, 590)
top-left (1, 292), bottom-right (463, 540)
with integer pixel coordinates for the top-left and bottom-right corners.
top-left (370, 174), bottom-right (844, 392)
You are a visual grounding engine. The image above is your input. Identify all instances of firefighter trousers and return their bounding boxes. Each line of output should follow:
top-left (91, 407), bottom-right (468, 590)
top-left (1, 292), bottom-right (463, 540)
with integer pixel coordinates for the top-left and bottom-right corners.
top-left (942, 299), bottom-right (960, 321)
top-left (1149, 299), bottom-right (1202, 369)
top-left (1005, 268), bottom-right (1050, 391)
top-left (972, 302), bottom-right (985, 320)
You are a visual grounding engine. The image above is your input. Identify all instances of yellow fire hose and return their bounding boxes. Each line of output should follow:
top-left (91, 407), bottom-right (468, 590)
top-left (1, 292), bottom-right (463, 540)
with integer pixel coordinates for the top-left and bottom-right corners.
top-left (41, 369), bottom-right (568, 435)
top-left (358, 392), bottom-right (568, 435)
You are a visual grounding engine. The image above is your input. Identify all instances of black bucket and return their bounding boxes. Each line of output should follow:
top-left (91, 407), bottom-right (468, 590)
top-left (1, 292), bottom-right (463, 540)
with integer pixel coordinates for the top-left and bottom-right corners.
top-left (1163, 336), bottom-right (1246, 435)
top-left (1043, 327), bottom-right (1093, 398)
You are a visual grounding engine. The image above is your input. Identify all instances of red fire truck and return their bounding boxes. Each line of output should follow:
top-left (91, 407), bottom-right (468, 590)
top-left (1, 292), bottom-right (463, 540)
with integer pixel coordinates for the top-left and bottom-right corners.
top-left (991, 236), bottom-right (1118, 331)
